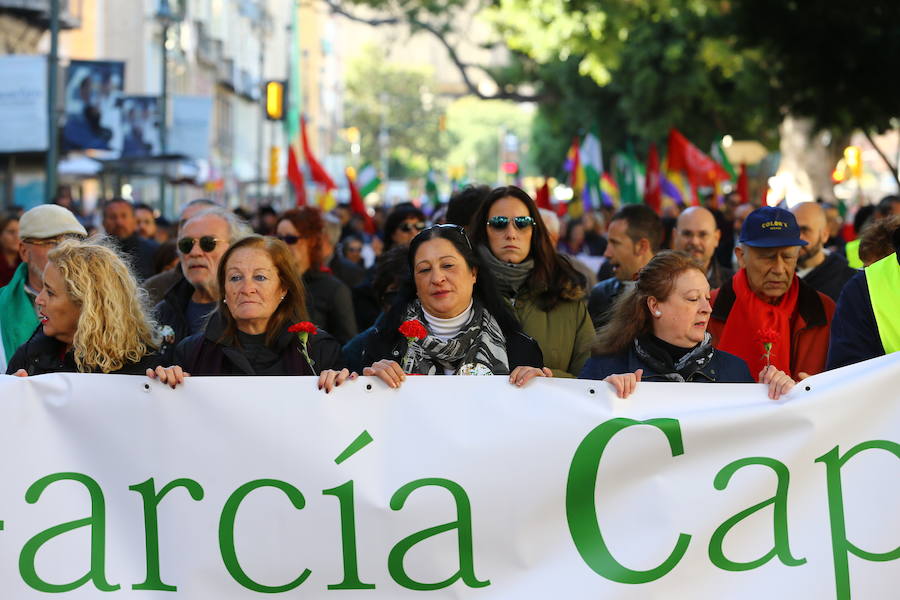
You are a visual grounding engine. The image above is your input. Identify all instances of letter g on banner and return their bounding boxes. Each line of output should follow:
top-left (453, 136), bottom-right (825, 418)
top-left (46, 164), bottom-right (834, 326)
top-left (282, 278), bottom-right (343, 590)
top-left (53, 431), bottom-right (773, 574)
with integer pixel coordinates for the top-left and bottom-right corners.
top-left (566, 418), bottom-right (691, 584)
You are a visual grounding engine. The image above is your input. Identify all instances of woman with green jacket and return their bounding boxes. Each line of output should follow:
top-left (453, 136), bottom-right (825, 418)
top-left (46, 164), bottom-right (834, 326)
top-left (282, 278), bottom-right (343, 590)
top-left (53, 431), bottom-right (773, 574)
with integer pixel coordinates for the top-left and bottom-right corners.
top-left (469, 186), bottom-right (595, 377)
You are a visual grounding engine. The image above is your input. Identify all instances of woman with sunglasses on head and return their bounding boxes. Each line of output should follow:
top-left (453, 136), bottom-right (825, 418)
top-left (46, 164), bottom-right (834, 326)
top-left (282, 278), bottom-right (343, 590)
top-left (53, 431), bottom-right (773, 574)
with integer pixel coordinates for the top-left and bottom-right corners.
top-left (154, 208), bottom-right (252, 353)
top-left (276, 207), bottom-right (357, 344)
top-left (358, 225), bottom-right (550, 388)
top-left (7, 237), bottom-right (166, 376)
top-left (149, 235), bottom-right (351, 392)
top-left (469, 186), bottom-right (595, 378)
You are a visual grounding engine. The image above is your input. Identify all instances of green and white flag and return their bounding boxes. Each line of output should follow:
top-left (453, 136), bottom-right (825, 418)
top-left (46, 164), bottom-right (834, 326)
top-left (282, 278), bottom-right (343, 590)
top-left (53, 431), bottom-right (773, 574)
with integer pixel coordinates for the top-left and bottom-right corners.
top-left (425, 169), bottom-right (440, 206)
top-left (711, 138), bottom-right (737, 181)
top-left (580, 132), bottom-right (604, 210)
top-left (614, 144), bottom-right (643, 205)
top-left (357, 162), bottom-right (381, 197)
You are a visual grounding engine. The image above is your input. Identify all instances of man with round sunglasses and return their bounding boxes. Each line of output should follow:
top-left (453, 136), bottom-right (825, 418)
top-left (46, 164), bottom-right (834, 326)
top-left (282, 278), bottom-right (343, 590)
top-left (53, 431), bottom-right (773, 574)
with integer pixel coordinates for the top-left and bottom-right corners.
top-left (142, 198), bottom-right (218, 305)
top-left (154, 208), bottom-right (252, 353)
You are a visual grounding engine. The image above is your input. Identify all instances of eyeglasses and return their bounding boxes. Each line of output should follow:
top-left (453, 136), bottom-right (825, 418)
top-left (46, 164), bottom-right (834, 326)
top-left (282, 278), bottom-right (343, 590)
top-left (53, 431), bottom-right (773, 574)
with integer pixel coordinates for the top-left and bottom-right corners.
top-left (398, 221), bottom-right (427, 233)
top-left (177, 236), bottom-right (223, 254)
top-left (276, 234), bottom-right (304, 245)
top-left (22, 237), bottom-right (63, 247)
top-left (486, 216), bottom-right (535, 231)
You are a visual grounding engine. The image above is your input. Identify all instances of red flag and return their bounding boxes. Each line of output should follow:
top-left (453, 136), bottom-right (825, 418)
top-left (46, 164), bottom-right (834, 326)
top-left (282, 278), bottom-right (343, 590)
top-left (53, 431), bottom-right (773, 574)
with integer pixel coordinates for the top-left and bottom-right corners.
top-left (287, 145), bottom-right (307, 207)
top-left (535, 179), bottom-right (551, 210)
top-left (644, 143), bottom-right (661, 214)
top-left (346, 169), bottom-right (376, 234)
top-left (737, 163), bottom-right (749, 204)
top-left (667, 129), bottom-right (730, 204)
top-left (301, 116), bottom-right (336, 190)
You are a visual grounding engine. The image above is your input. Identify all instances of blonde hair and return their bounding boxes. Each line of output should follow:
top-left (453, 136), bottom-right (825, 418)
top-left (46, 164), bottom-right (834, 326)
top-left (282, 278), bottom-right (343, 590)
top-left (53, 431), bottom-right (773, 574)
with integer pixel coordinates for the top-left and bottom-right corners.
top-left (48, 237), bottom-right (159, 373)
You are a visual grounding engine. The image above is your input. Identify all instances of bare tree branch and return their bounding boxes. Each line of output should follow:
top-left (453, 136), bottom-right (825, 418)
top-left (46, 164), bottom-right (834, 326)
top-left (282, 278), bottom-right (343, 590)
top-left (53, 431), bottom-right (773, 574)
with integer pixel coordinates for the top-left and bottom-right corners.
top-left (319, 0), bottom-right (544, 103)
top-left (863, 129), bottom-right (900, 187)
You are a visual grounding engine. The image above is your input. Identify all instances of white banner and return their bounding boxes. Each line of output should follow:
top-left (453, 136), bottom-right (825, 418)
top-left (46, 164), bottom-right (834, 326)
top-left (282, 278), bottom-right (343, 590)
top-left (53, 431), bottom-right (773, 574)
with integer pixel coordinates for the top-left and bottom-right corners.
top-left (0, 55), bottom-right (48, 153)
top-left (0, 354), bottom-right (898, 599)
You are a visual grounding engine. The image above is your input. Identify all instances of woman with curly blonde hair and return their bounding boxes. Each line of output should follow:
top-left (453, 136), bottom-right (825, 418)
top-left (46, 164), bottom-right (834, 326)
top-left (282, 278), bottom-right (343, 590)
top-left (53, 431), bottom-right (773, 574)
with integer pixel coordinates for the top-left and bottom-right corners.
top-left (6, 237), bottom-right (165, 375)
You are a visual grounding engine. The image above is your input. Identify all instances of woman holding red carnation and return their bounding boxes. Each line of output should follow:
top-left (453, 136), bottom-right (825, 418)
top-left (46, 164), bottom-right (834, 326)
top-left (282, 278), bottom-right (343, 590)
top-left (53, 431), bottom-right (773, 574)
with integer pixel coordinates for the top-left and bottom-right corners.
top-left (580, 252), bottom-right (796, 400)
top-left (357, 225), bottom-right (551, 388)
top-left (149, 235), bottom-right (351, 392)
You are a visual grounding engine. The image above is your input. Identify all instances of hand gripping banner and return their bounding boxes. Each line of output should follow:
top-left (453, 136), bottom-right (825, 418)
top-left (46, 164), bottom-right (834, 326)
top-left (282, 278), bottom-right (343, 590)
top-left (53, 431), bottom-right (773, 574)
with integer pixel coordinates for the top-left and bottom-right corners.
top-left (0, 353), bottom-right (898, 599)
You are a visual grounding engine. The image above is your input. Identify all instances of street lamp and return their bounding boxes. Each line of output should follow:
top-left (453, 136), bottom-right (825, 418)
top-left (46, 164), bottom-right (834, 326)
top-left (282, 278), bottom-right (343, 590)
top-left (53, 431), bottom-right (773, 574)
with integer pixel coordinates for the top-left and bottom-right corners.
top-left (155, 0), bottom-right (183, 216)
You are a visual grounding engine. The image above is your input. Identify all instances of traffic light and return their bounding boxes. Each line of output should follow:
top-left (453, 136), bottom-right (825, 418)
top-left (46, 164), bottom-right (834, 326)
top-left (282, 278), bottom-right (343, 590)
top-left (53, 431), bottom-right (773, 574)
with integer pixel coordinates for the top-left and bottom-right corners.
top-left (265, 80), bottom-right (285, 121)
top-left (502, 161), bottom-right (519, 175)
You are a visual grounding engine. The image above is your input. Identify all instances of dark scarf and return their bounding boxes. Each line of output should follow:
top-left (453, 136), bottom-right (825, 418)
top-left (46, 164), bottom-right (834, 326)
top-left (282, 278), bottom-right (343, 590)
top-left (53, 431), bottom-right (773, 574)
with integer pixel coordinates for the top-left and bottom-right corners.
top-left (400, 299), bottom-right (509, 375)
top-left (633, 333), bottom-right (716, 382)
top-left (477, 245), bottom-right (534, 299)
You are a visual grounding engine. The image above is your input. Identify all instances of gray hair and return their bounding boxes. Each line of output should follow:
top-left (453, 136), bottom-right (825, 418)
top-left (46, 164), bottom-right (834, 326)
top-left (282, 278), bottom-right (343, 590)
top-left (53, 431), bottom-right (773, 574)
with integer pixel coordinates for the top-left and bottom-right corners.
top-left (538, 208), bottom-right (560, 238)
top-left (323, 213), bottom-right (342, 247)
top-left (183, 207), bottom-right (253, 244)
top-left (178, 198), bottom-right (217, 219)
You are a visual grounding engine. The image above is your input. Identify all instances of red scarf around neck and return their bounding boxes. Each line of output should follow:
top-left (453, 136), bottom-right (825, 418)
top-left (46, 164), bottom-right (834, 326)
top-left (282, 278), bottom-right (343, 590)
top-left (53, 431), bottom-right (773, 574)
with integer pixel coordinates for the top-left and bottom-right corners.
top-left (717, 269), bottom-right (799, 378)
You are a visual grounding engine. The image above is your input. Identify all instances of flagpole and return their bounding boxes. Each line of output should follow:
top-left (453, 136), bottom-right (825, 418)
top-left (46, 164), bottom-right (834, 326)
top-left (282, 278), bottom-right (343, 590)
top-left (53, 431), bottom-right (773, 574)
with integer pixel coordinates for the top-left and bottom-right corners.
top-left (45, 0), bottom-right (60, 203)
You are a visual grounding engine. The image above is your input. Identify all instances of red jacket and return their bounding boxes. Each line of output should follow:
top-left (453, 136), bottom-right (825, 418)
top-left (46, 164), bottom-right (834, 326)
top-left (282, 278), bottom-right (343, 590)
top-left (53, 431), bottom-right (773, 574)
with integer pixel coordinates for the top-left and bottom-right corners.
top-left (709, 277), bottom-right (836, 379)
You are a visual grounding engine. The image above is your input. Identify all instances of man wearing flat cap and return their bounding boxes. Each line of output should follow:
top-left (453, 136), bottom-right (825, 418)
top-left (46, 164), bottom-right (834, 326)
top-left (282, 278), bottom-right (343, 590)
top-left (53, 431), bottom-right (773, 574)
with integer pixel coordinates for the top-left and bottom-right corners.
top-left (0, 205), bottom-right (87, 371)
top-left (707, 206), bottom-right (836, 379)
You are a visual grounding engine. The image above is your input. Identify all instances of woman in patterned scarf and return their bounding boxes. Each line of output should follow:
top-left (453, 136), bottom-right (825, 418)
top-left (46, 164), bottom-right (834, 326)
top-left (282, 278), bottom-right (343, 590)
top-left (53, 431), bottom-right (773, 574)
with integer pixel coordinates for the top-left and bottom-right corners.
top-left (359, 225), bottom-right (550, 388)
top-left (580, 251), bottom-right (795, 400)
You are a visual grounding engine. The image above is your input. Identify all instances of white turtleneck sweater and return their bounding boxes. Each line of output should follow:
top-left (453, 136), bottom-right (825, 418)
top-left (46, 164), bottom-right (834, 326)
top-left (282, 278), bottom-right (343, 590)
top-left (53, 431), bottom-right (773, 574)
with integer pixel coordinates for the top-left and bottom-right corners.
top-left (422, 300), bottom-right (474, 341)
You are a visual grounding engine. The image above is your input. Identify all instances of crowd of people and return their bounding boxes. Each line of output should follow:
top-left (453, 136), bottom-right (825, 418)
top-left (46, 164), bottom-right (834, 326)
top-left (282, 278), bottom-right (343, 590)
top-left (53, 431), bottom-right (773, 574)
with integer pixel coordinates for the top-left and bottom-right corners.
top-left (1, 186), bottom-right (899, 400)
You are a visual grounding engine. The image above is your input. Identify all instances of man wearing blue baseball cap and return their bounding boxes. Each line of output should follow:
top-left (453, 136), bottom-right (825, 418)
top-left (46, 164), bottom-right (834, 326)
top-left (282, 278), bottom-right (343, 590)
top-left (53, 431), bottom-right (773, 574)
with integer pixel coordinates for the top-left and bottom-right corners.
top-left (707, 206), bottom-right (836, 379)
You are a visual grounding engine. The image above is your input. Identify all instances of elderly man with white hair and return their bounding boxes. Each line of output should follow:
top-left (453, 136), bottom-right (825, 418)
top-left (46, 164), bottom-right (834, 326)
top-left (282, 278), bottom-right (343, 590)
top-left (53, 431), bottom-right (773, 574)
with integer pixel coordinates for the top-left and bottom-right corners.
top-left (153, 207), bottom-right (253, 351)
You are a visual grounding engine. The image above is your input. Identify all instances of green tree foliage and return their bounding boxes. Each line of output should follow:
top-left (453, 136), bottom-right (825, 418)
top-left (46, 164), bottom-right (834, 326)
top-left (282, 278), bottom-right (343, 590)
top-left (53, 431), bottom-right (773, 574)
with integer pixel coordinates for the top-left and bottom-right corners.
top-left (729, 0), bottom-right (900, 135)
top-left (343, 45), bottom-right (448, 178)
top-left (334, 0), bottom-right (899, 182)
top-left (445, 97), bottom-right (533, 184)
top-left (484, 0), bottom-right (780, 174)
top-left (728, 0), bottom-right (900, 181)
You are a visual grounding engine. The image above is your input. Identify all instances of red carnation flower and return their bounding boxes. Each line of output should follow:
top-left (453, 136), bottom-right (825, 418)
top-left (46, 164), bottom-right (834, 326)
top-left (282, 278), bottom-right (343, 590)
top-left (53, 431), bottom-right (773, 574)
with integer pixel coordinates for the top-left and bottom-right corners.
top-left (757, 327), bottom-right (778, 366)
top-left (398, 319), bottom-right (427, 341)
top-left (757, 327), bottom-right (778, 344)
top-left (288, 322), bottom-right (318, 335)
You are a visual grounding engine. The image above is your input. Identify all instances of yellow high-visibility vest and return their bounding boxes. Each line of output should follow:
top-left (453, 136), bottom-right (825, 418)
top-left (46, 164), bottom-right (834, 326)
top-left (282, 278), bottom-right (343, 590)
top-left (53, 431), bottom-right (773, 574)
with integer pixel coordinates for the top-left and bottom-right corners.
top-left (846, 239), bottom-right (863, 268)
top-left (865, 252), bottom-right (900, 354)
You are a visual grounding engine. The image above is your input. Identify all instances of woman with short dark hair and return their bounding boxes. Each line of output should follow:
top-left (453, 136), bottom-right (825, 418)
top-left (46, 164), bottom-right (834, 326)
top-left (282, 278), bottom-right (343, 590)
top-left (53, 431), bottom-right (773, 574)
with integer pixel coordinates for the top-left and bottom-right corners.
top-left (276, 207), bottom-right (357, 344)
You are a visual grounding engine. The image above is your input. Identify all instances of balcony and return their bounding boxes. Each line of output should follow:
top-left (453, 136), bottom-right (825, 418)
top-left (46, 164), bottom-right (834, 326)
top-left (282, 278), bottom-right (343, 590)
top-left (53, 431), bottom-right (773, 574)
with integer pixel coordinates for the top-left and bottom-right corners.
top-left (0, 0), bottom-right (82, 29)
top-left (238, 68), bottom-right (260, 102)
